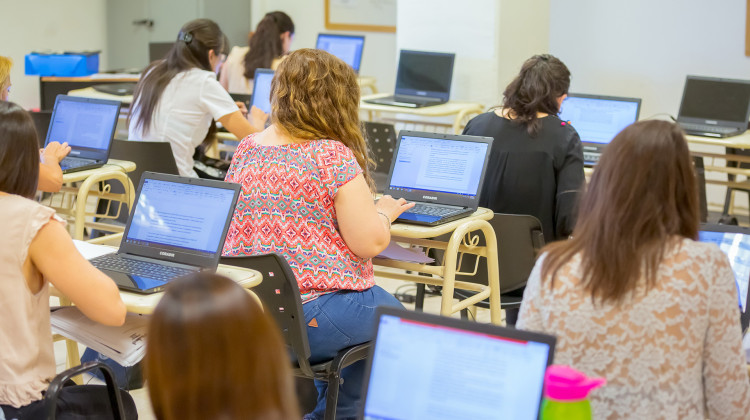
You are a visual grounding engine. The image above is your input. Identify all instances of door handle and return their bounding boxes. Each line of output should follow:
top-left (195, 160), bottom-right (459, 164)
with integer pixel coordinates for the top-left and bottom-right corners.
top-left (132, 19), bottom-right (154, 28)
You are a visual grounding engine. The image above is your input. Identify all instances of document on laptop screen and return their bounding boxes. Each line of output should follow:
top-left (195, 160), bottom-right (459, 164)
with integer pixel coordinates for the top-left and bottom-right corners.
top-left (364, 314), bottom-right (550, 420)
top-left (698, 231), bottom-right (750, 312)
top-left (47, 100), bottom-right (119, 150)
top-left (558, 97), bottom-right (639, 144)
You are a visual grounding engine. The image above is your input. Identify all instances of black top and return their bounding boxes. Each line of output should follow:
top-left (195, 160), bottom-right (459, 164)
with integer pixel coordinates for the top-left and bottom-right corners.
top-left (462, 112), bottom-right (585, 242)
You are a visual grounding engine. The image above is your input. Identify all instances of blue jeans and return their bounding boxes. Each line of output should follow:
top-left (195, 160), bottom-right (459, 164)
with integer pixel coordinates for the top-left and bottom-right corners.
top-left (302, 286), bottom-right (402, 420)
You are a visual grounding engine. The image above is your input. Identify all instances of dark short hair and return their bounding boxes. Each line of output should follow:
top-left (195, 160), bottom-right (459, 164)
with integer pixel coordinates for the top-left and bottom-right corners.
top-left (0, 101), bottom-right (40, 198)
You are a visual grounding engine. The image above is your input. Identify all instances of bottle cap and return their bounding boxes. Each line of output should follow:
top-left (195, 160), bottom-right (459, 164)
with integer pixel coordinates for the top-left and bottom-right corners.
top-left (544, 365), bottom-right (606, 401)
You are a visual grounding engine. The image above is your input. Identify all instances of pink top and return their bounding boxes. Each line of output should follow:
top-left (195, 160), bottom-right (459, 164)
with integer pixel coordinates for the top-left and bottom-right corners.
top-left (222, 134), bottom-right (374, 303)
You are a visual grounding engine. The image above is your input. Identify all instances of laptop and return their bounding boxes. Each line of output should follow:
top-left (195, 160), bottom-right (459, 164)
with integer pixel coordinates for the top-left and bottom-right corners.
top-left (250, 68), bottom-right (274, 115)
top-left (558, 93), bottom-right (641, 166)
top-left (89, 172), bottom-right (241, 294)
top-left (698, 224), bottom-right (750, 333)
top-left (385, 130), bottom-right (493, 226)
top-left (230, 93), bottom-right (253, 112)
top-left (149, 42), bottom-right (174, 62)
top-left (361, 307), bottom-right (556, 420)
top-left (676, 75), bottom-right (750, 138)
top-left (364, 50), bottom-right (455, 108)
top-left (45, 95), bottom-right (122, 173)
top-left (315, 33), bottom-right (365, 73)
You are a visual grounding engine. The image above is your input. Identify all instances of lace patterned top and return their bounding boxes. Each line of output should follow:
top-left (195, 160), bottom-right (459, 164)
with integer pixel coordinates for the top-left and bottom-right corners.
top-left (517, 239), bottom-right (750, 420)
top-left (222, 135), bottom-right (374, 303)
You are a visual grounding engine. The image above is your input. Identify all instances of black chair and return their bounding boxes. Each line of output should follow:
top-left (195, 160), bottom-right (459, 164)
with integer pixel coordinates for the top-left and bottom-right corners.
top-left (30, 110), bottom-right (52, 147)
top-left (44, 361), bottom-right (126, 420)
top-left (362, 121), bottom-right (396, 192)
top-left (219, 254), bottom-right (371, 420)
top-left (692, 156), bottom-right (708, 223)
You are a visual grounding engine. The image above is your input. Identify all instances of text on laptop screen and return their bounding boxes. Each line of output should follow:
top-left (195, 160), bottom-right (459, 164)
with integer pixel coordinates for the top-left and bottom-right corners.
top-left (47, 99), bottom-right (120, 150)
top-left (698, 231), bottom-right (750, 312)
top-left (389, 135), bottom-right (488, 197)
top-left (395, 51), bottom-right (454, 97)
top-left (364, 314), bottom-right (550, 420)
top-left (125, 179), bottom-right (237, 256)
top-left (680, 78), bottom-right (750, 123)
top-left (251, 71), bottom-right (274, 114)
top-left (558, 96), bottom-right (640, 145)
top-left (316, 34), bottom-right (364, 72)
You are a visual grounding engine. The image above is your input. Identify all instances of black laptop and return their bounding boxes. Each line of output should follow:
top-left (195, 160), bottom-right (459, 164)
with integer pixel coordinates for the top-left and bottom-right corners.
top-left (361, 307), bottom-right (556, 420)
top-left (316, 33), bottom-right (365, 74)
top-left (250, 68), bottom-right (274, 115)
top-left (558, 93), bottom-right (641, 165)
top-left (365, 50), bottom-right (455, 108)
top-left (90, 172), bottom-right (241, 294)
top-left (676, 75), bottom-right (750, 138)
top-left (230, 93), bottom-right (253, 112)
top-left (384, 130), bottom-right (493, 226)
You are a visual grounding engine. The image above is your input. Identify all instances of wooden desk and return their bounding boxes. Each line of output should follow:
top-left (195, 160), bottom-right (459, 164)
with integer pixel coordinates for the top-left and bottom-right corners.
top-left (360, 93), bottom-right (484, 134)
top-left (373, 208), bottom-right (502, 324)
top-left (39, 75), bottom-right (139, 110)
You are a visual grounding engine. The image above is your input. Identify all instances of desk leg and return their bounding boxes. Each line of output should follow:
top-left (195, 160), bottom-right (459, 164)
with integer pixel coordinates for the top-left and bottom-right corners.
top-left (58, 297), bottom-right (83, 385)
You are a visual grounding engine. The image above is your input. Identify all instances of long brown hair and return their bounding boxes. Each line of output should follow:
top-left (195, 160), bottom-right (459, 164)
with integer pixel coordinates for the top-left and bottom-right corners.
top-left (244, 11), bottom-right (294, 80)
top-left (146, 273), bottom-right (298, 420)
top-left (271, 48), bottom-right (375, 190)
top-left (0, 101), bottom-right (40, 198)
top-left (541, 120), bottom-right (700, 304)
top-left (501, 54), bottom-right (570, 136)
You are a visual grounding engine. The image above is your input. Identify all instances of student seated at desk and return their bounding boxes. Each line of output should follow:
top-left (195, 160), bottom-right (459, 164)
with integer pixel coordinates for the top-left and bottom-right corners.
top-left (222, 49), bottom-right (413, 420)
top-left (0, 102), bottom-right (136, 419)
top-left (518, 120), bottom-right (750, 419)
top-left (128, 19), bottom-right (266, 177)
top-left (219, 11), bottom-right (294, 94)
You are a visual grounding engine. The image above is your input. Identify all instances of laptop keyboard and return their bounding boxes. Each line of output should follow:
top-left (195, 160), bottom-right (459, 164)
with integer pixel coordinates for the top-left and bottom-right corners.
top-left (409, 203), bottom-right (465, 217)
top-left (584, 152), bottom-right (601, 164)
top-left (680, 123), bottom-right (738, 135)
top-left (90, 254), bottom-right (195, 281)
top-left (61, 157), bottom-right (94, 170)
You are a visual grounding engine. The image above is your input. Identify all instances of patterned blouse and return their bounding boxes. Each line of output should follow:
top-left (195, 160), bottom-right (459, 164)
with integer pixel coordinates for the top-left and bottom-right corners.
top-left (222, 134), bottom-right (375, 303)
top-left (518, 239), bottom-right (750, 419)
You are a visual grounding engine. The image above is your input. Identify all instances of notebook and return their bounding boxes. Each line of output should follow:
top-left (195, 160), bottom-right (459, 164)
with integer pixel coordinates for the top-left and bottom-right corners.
top-left (676, 75), bottom-right (750, 138)
top-left (230, 93), bottom-right (253, 112)
top-left (44, 95), bottom-right (122, 173)
top-left (361, 307), bottom-right (556, 420)
top-left (148, 42), bottom-right (174, 62)
top-left (315, 33), bottom-right (365, 73)
top-left (384, 130), bottom-right (493, 226)
top-left (364, 50), bottom-right (455, 108)
top-left (250, 68), bottom-right (274, 114)
top-left (89, 172), bottom-right (241, 294)
top-left (558, 93), bottom-right (641, 166)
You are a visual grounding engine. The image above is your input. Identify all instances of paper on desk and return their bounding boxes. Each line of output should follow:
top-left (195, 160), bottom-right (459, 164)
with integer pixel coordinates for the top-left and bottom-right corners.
top-left (51, 306), bottom-right (148, 366)
top-left (376, 241), bottom-right (434, 264)
top-left (73, 240), bottom-right (115, 260)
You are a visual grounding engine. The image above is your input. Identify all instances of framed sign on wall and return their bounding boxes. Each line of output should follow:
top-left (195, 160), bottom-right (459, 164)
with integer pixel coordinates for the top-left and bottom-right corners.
top-left (325, 0), bottom-right (396, 33)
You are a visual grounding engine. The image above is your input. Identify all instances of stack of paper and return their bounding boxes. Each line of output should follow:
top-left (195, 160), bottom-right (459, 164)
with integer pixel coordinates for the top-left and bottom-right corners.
top-left (51, 306), bottom-right (149, 367)
top-left (376, 241), bottom-right (435, 264)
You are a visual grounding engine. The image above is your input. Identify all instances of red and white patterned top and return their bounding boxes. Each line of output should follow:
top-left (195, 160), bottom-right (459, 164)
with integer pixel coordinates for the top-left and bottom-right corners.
top-left (222, 134), bottom-right (375, 303)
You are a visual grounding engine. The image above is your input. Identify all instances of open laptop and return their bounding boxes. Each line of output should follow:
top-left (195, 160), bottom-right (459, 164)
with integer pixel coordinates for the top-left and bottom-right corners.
top-left (230, 93), bottom-right (253, 112)
top-left (45, 95), bottom-right (121, 173)
top-left (385, 130), bottom-right (493, 226)
top-left (677, 75), bottom-right (750, 138)
top-left (558, 93), bottom-right (641, 166)
top-left (250, 68), bottom-right (274, 115)
top-left (361, 307), bottom-right (556, 420)
top-left (698, 224), bottom-right (750, 333)
top-left (89, 172), bottom-right (241, 294)
top-left (315, 33), bottom-right (365, 73)
top-left (364, 50), bottom-right (455, 108)
top-left (149, 42), bottom-right (174, 62)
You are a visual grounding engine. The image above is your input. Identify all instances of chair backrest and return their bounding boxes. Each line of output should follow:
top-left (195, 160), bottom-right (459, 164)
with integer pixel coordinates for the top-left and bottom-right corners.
top-left (692, 155), bottom-right (708, 223)
top-left (362, 121), bottom-right (396, 192)
top-left (111, 140), bottom-right (179, 186)
top-left (30, 110), bottom-right (53, 147)
top-left (218, 254), bottom-right (314, 375)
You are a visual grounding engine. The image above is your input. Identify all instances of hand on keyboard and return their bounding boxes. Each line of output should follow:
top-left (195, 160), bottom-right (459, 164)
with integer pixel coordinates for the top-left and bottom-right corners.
top-left (375, 195), bottom-right (416, 223)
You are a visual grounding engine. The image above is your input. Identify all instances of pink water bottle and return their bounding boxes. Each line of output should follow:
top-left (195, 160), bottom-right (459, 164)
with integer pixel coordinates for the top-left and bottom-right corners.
top-left (541, 365), bottom-right (606, 420)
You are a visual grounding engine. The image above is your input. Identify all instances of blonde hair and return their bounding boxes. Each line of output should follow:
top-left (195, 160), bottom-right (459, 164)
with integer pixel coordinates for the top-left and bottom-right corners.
top-left (0, 56), bottom-right (12, 92)
top-left (270, 48), bottom-right (375, 190)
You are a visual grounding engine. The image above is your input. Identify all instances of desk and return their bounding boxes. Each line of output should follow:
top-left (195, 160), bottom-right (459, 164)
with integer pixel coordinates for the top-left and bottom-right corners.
top-left (373, 208), bottom-right (502, 324)
top-left (67, 86), bottom-right (133, 105)
top-left (360, 93), bottom-right (484, 134)
top-left (39, 75), bottom-right (139, 110)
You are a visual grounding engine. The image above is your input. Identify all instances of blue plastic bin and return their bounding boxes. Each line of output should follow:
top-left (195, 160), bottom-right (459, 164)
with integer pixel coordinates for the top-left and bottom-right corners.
top-left (25, 52), bottom-right (99, 77)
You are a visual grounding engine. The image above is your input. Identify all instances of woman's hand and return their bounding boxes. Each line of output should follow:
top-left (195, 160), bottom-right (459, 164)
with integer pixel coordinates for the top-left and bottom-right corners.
top-left (248, 105), bottom-right (269, 132)
top-left (41, 141), bottom-right (71, 164)
top-left (375, 195), bottom-right (415, 223)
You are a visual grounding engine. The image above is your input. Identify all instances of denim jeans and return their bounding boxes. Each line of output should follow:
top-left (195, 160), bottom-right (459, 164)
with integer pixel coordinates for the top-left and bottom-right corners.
top-left (302, 286), bottom-right (402, 420)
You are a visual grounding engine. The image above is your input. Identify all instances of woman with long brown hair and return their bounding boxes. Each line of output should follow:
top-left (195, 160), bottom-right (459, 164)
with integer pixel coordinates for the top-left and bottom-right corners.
top-left (222, 48), bottom-right (413, 419)
top-left (517, 120), bottom-right (750, 419)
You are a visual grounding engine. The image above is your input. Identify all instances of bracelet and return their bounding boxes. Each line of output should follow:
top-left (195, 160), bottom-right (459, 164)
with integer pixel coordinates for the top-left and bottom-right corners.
top-left (376, 210), bottom-right (392, 229)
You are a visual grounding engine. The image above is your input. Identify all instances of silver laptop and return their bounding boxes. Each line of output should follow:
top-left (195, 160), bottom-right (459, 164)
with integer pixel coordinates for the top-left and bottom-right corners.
top-left (365, 50), bottom-right (455, 108)
top-left (250, 68), bottom-right (274, 115)
top-left (385, 130), bottom-right (493, 226)
top-left (361, 307), bottom-right (556, 420)
top-left (316, 33), bottom-right (365, 74)
top-left (677, 75), bottom-right (750, 138)
top-left (558, 93), bottom-right (641, 166)
top-left (90, 172), bottom-right (241, 294)
top-left (45, 95), bottom-right (122, 173)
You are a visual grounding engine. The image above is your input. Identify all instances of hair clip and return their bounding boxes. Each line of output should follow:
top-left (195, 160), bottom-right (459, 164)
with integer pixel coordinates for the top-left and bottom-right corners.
top-left (178, 31), bottom-right (193, 44)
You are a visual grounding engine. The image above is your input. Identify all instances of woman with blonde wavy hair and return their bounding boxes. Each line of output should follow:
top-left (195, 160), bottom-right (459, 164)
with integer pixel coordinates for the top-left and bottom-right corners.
top-left (222, 48), bottom-right (413, 419)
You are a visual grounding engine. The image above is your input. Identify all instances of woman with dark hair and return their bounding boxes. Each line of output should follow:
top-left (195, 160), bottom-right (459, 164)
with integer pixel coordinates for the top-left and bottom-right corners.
top-left (0, 101), bottom-right (137, 419)
top-left (462, 54), bottom-right (584, 243)
top-left (146, 273), bottom-right (298, 420)
top-left (220, 11), bottom-right (294, 94)
top-left (129, 19), bottom-right (265, 177)
top-left (518, 120), bottom-right (750, 419)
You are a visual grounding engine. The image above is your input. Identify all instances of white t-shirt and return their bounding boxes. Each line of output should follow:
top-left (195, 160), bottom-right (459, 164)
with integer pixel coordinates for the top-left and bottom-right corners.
top-left (128, 68), bottom-right (239, 177)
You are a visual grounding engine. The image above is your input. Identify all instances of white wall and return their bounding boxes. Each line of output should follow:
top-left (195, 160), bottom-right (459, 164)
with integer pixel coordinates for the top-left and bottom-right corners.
top-left (0, 0), bottom-right (108, 109)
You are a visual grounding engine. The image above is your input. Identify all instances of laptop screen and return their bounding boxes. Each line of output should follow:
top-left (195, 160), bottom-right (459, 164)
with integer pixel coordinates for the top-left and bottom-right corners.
top-left (251, 69), bottom-right (274, 115)
top-left (363, 311), bottom-right (553, 420)
top-left (698, 229), bottom-right (750, 313)
top-left (389, 134), bottom-right (489, 198)
top-left (558, 94), bottom-right (641, 145)
top-left (316, 34), bottom-right (365, 73)
top-left (46, 96), bottom-right (120, 152)
top-left (395, 50), bottom-right (455, 100)
top-left (125, 178), bottom-right (238, 258)
top-left (679, 76), bottom-right (750, 123)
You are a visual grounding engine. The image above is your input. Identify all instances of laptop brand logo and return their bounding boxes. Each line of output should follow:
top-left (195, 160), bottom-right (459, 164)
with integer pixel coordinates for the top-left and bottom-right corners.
top-left (159, 251), bottom-right (175, 258)
top-left (422, 195), bottom-right (438, 201)
top-left (69, 150), bottom-right (80, 156)
top-left (706, 120), bottom-right (718, 125)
